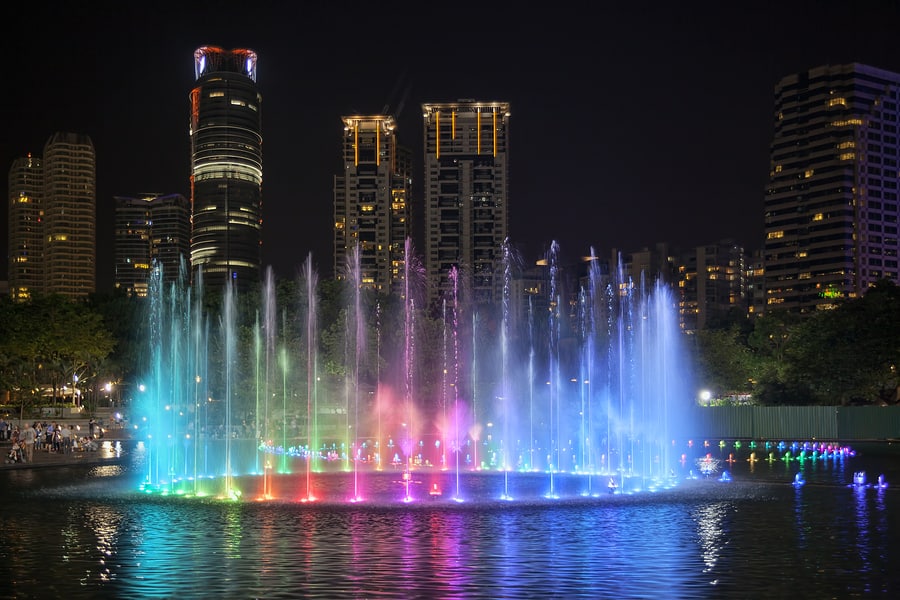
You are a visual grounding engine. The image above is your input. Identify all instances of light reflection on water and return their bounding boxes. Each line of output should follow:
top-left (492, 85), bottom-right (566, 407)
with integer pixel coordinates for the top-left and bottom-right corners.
top-left (1, 444), bottom-right (899, 599)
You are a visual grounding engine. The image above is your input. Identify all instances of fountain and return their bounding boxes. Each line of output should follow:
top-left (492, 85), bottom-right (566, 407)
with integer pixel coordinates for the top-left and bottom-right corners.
top-left (132, 239), bottom-right (695, 502)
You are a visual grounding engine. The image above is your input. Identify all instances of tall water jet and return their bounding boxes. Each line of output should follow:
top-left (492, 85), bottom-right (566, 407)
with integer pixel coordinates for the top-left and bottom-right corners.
top-left (257, 267), bottom-right (276, 489)
top-left (133, 237), bottom-right (692, 502)
top-left (139, 260), bottom-right (195, 494)
top-left (446, 266), bottom-right (462, 496)
top-left (138, 261), bottom-right (218, 496)
top-left (137, 262), bottom-right (268, 499)
top-left (301, 254), bottom-right (319, 500)
top-left (547, 241), bottom-right (562, 495)
top-left (400, 237), bottom-right (424, 501)
top-left (579, 247), bottom-right (690, 489)
top-left (343, 246), bottom-right (365, 500)
top-left (490, 241), bottom-right (692, 494)
top-left (499, 239), bottom-right (518, 499)
top-left (221, 279), bottom-right (237, 498)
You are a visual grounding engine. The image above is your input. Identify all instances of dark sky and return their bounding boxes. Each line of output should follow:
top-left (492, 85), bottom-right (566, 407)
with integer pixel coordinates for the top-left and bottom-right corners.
top-left (5, 1), bottom-right (900, 291)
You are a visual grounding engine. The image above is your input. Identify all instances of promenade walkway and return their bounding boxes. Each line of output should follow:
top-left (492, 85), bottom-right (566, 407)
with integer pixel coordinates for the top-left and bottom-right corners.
top-left (0, 419), bottom-right (131, 470)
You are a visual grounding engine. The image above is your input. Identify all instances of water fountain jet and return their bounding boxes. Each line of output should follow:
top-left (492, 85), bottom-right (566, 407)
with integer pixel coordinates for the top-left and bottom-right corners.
top-left (133, 240), bottom-right (694, 504)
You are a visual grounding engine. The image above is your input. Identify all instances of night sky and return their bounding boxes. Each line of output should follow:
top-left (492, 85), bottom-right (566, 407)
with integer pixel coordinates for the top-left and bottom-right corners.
top-left (4, 1), bottom-right (900, 291)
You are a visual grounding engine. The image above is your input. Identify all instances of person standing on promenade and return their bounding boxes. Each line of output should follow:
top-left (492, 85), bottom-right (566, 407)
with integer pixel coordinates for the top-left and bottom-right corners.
top-left (51, 422), bottom-right (61, 452)
top-left (60, 423), bottom-right (73, 454)
top-left (46, 421), bottom-right (57, 452)
top-left (22, 422), bottom-right (36, 462)
top-left (0, 419), bottom-right (7, 441)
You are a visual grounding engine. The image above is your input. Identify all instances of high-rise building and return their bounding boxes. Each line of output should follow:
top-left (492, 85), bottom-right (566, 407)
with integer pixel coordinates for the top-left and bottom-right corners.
top-left (189, 46), bottom-right (263, 292)
top-left (114, 193), bottom-right (191, 298)
top-left (333, 114), bottom-right (412, 293)
top-left (422, 100), bottom-right (510, 307)
top-left (43, 132), bottom-right (96, 300)
top-left (7, 154), bottom-right (43, 302)
top-left (613, 243), bottom-right (677, 289)
top-left (746, 250), bottom-right (766, 318)
top-left (676, 240), bottom-right (747, 333)
top-left (765, 63), bottom-right (900, 313)
top-left (7, 134), bottom-right (96, 302)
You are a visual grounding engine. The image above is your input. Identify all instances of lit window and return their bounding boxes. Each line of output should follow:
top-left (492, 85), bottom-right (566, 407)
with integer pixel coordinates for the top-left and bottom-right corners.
top-left (833, 118), bottom-right (864, 127)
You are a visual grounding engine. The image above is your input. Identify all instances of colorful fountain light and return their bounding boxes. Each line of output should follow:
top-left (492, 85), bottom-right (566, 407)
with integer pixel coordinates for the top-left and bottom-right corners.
top-left (849, 471), bottom-right (888, 489)
top-left (132, 239), bottom-right (695, 503)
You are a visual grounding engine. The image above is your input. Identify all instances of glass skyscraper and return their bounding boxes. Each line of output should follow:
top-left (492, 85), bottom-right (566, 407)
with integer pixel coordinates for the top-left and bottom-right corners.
top-left (189, 46), bottom-right (263, 292)
top-left (114, 193), bottom-right (191, 298)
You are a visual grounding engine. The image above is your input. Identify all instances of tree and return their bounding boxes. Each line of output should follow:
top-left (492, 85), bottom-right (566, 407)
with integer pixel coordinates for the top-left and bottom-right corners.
top-left (0, 295), bottom-right (115, 420)
top-left (786, 280), bottom-right (900, 405)
top-left (746, 310), bottom-right (808, 405)
top-left (693, 327), bottom-right (754, 400)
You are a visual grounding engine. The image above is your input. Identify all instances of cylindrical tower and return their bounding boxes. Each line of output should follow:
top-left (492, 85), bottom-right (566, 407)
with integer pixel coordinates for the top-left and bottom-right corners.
top-left (190, 45), bottom-right (263, 292)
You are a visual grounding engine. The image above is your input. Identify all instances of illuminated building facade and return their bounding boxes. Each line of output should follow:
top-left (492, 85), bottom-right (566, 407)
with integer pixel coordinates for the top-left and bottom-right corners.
top-left (422, 100), bottom-right (510, 307)
top-left (7, 154), bottom-right (43, 302)
top-left (765, 63), bottom-right (900, 313)
top-left (190, 46), bottom-right (263, 292)
top-left (676, 240), bottom-right (747, 333)
top-left (114, 193), bottom-right (191, 298)
top-left (43, 132), bottom-right (96, 299)
top-left (333, 115), bottom-right (412, 293)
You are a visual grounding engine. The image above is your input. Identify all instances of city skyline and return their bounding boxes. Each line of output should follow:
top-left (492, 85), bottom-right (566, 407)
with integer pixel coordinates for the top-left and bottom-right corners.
top-left (5, 2), bottom-right (900, 291)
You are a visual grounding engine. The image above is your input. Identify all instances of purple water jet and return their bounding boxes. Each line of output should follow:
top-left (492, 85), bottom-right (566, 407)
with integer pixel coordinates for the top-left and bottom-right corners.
top-left (134, 239), bottom-right (694, 502)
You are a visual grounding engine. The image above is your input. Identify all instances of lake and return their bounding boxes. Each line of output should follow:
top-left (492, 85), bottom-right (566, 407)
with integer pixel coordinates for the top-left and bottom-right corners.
top-left (1, 441), bottom-right (898, 598)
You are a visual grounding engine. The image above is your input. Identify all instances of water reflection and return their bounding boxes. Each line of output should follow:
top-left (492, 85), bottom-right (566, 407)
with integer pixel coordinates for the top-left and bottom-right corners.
top-left (693, 502), bottom-right (728, 581)
top-left (1, 445), bottom-right (899, 598)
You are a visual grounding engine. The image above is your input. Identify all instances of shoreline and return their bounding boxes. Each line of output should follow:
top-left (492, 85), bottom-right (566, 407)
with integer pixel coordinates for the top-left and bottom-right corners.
top-left (0, 428), bottom-right (131, 470)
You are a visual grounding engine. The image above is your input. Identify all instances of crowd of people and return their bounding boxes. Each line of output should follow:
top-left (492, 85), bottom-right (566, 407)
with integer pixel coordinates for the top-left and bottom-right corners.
top-left (0, 418), bottom-right (102, 464)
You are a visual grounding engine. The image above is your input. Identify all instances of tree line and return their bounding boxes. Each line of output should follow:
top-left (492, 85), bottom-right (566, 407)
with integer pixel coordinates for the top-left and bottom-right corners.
top-left (694, 279), bottom-right (900, 406)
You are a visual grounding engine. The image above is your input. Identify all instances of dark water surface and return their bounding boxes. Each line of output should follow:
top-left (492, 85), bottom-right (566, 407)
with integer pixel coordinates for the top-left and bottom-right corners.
top-left (1, 442), bottom-right (899, 599)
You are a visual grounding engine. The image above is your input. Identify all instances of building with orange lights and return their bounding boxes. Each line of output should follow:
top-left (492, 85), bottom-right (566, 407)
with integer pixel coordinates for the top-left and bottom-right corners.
top-left (422, 100), bottom-right (510, 307)
top-left (333, 114), bottom-right (412, 294)
top-left (189, 46), bottom-right (263, 292)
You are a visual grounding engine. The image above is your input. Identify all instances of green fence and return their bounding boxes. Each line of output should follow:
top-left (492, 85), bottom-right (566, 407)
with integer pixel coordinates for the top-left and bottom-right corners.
top-left (685, 405), bottom-right (900, 441)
